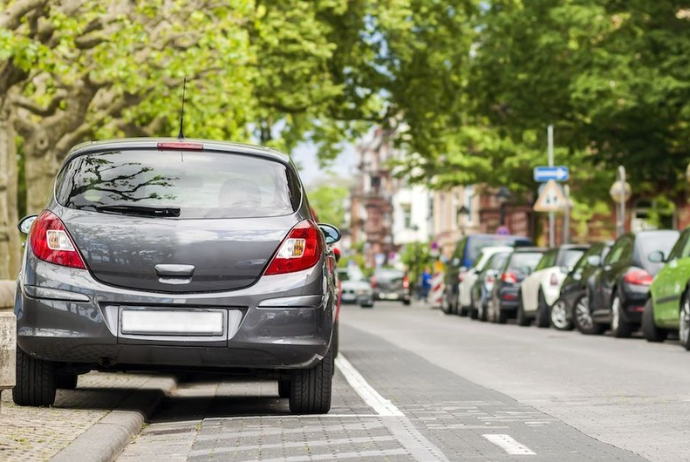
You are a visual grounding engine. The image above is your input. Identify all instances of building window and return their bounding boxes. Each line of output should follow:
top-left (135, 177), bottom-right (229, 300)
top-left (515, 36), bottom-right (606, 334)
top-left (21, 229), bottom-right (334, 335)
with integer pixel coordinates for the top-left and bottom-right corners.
top-left (464, 186), bottom-right (474, 224)
top-left (402, 203), bottom-right (412, 229)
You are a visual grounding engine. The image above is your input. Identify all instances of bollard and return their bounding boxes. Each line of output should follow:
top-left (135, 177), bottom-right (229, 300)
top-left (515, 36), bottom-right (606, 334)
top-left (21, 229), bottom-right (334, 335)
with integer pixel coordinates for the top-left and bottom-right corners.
top-left (0, 280), bottom-right (17, 410)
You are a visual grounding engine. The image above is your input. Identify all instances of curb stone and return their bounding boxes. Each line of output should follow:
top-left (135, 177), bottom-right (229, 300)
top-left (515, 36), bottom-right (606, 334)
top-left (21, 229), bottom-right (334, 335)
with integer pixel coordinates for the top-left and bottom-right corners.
top-left (50, 376), bottom-right (177, 462)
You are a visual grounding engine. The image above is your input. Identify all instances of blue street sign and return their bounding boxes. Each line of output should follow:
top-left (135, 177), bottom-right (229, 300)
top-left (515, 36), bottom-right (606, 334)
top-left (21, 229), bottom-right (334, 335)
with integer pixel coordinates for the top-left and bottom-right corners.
top-left (534, 166), bottom-right (569, 182)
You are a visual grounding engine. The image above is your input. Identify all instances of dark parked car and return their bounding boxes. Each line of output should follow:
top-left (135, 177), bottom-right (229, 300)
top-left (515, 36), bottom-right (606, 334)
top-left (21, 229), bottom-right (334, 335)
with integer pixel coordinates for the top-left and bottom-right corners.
top-left (488, 248), bottom-right (545, 324)
top-left (443, 234), bottom-right (532, 316)
top-left (13, 138), bottom-right (340, 414)
top-left (470, 250), bottom-right (511, 322)
top-left (371, 268), bottom-right (411, 305)
top-left (589, 230), bottom-right (679, 338)
top-left (550, 242), bottom-right (611, 332)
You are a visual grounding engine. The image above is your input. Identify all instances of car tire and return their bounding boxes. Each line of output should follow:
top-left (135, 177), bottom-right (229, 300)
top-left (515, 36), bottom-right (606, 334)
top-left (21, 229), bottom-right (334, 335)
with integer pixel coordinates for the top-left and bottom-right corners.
top-left (516, 291), bottom-right (530, 327)
top-left (550, 298), bottom-right (573, 331)
top-left (469, 305), bottom-right (478, 320)
top-left (441, 290), bottom-right (452, 315)
top-left (679, 290), bottom-right (690, 351)
top-left (289, 346), bottom-right (333, 414)
top-left (332, 320), bottom-right (339, 359)
top-left (573, 295), bottom-right (606, 335)
top-left (459, 305), bottom-right (469, 317)
top-left (479, 301), bottom-right (488, 322)
top-left (536, 290), bottom-right (550, 329)
top-left (610, 293), bottom-right (632, 338)
top-left (278, 380), bottom-right (291, 398)
top-left (642, 298), bottom-right (667, 343)
top-left (497, 307), bottom-right (507, 324)
top-left (56, 373), bottom-right (78, 390)
top-left (402, 299), bottom-right (411, 306)
top-left (13, 348), bottom-right (57, 407)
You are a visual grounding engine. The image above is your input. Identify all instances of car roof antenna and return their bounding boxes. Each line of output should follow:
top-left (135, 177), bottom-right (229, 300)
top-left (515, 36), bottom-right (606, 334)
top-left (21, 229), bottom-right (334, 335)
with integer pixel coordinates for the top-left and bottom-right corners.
top-left (177, 77), bottom-right (187, 139)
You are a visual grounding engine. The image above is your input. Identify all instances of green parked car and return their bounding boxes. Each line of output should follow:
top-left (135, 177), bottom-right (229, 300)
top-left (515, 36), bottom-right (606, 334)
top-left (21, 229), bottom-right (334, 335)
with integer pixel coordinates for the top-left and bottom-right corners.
top-left (643, 228), bottom-right (690, 349)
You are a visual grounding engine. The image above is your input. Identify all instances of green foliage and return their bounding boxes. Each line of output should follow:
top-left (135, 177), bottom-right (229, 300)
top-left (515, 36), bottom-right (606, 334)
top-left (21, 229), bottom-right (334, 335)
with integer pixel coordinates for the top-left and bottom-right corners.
top-left (306, 180), bottom-right (349, 227)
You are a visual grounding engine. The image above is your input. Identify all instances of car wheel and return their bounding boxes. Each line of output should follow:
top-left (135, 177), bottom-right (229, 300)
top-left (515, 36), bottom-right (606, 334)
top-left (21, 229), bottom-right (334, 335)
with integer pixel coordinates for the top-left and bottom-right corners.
top-left (289, 345), bottom-right (333, 414)
top-left (550, 298), bottom-right (573, 331)
top-left (469, 305), bottom-right (478, 320)
top-left (13, 348), bottom-right (57, 407)
top-left (441, 290), bottom-right (452, 315)
top-left (536, 290), bottom-right (550, 328)
top-left (574, 295), bottom-right (605, 335)
top-left (497, 306), bottom-right (507, 324)
top-left (479, 301), bottom-right (488, 322)
top-left (278, 380), bottom-right (291, 398)
top-left (56, 373), bottom-right (78, 390)
top-left (402, 298), bottom-right (411, 306)
top-left (642, 298), bottom-right (667, 343)
top-left (611, 293), bottom-right (632, 338)
top-left (679, 291), bottom-right (690, 351)
top-left (516, 291), bottom-right (530, 327)
top-left (332, 320), bottom-right (339, 359)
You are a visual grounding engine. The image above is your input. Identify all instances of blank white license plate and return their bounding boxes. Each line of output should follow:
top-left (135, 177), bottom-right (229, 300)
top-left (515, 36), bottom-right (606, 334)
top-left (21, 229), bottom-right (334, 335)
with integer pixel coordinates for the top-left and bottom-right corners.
top-left (121, 310), bottom-right (224, 336)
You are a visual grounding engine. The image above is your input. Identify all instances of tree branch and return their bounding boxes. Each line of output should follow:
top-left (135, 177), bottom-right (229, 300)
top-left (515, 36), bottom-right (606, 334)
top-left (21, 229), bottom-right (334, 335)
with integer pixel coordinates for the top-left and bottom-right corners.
top-left (0, 0), bottom-right (48, 30)
top-left (12, 91), bottom-right (66, 116)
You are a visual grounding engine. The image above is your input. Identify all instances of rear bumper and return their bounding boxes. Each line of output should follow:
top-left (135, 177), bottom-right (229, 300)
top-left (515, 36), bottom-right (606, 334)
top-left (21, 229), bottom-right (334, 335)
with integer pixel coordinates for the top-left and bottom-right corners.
top-left (16, 259), bottom-right (334, 372)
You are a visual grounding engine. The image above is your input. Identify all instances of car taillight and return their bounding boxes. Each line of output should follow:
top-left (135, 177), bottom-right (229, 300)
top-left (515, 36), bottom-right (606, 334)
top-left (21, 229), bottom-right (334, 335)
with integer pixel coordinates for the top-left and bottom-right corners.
top-left (30, 210), bottom-right (86, 269)
top-left (501, 272), bottom-right (518, 284)
top-left (624, 269), bottom-right (654, 286)
top-left (370, 276), bottom-right (377, 289)
top-left (264, 220), bottom-right (322, 275)
top-left (157, 141), bottom-right (203, 150)
top-left (403, 276), bottom-right (409, 289)
top-left (550, 273), bottom-right (559, 286)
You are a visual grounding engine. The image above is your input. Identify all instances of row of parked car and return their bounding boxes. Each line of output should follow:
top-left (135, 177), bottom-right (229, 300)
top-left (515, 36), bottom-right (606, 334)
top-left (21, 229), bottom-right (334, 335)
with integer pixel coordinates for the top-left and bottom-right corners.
top-left (442, 230), bottom-right (689, 348)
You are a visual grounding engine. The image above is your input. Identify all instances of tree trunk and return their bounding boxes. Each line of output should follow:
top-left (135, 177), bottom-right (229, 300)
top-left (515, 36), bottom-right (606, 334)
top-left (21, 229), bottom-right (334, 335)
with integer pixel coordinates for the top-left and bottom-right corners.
top-left (0, 95), bottom-right (20, 280)
top-left (23, 125), bottom-right (58, 216)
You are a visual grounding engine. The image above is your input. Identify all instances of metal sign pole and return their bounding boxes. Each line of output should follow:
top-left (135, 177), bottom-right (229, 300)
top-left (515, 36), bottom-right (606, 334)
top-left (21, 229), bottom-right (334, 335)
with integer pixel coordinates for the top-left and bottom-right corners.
top-left (548, 125), bottom-right (554, 247)
top-left (563, 184), bottom-right (570, 244)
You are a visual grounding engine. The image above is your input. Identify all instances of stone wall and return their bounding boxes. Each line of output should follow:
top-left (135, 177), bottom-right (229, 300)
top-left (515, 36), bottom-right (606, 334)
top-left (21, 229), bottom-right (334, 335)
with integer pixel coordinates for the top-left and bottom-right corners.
top-left (0, 280), bottom-right (16, 407)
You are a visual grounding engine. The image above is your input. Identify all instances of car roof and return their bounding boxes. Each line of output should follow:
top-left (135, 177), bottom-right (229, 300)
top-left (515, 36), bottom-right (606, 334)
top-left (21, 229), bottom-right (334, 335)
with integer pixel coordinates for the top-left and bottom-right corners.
top-left (512, 247), bottom-right (547, 253)
top-left (65, 137), bottom-right (291, 165)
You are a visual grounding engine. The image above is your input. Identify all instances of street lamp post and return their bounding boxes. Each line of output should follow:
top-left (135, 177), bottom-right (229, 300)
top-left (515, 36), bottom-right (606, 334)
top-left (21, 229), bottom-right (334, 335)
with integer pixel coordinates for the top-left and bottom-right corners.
top-left (609, 166), bottom-right (631, 237)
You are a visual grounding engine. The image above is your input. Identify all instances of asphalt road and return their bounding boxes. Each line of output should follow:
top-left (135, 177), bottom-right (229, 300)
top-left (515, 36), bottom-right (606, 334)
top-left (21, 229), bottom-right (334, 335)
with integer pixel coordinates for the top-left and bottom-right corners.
top-left (116, 301), bottom-right (690, 461)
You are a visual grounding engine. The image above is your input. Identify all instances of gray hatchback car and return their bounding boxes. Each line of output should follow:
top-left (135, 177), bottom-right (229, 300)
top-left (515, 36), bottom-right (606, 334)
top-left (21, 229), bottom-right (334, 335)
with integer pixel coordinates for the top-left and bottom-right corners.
top-left (13, 138), bottom-right (341, 414)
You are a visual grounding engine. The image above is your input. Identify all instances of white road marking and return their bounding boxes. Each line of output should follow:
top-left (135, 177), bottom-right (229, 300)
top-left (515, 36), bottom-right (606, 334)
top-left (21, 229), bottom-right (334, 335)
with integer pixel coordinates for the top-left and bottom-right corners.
top-left (335, 354), bottom-right (404, 417)
top-left (336, 354), bottom-right (449, 461)
top-left (483, 434), bottom-right (536, 455)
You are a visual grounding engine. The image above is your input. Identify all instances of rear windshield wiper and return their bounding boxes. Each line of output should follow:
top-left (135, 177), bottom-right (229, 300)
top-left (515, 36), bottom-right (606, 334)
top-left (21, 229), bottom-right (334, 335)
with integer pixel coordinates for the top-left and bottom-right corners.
top-left (95, 205), bottom-right (181, 217)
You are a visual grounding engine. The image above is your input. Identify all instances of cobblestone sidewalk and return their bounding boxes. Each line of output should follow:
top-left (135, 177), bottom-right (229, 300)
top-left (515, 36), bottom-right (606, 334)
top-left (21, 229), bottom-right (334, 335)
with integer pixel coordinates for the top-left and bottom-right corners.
top-left (0, 372), bottom-right (174, 462)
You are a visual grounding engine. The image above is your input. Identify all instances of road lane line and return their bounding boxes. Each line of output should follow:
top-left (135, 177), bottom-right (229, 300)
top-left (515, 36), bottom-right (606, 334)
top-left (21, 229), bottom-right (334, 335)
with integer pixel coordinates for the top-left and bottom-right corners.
top-left (335, 354), bottom-right (404, 417)
top-left (483, 434), bottom-right (536, 455)
top-left (336, 354), bottom-right (449, 462)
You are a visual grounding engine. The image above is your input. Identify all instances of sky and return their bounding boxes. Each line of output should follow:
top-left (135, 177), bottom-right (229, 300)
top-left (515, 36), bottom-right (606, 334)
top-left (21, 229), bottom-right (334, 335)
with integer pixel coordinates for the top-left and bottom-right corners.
top-left (292, 142), bottom-right (357, 188)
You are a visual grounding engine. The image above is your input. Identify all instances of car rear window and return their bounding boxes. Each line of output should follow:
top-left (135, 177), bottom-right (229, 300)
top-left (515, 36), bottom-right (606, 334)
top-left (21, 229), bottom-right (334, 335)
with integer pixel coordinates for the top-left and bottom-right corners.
top-left (467, 237), bottom-right (532, 261)
top-left (56, 150), bottom-right (300, 219)
top-left (508, 252), bottom-right (543, 277)
top-left (374, 269), bottom-right (404, 281)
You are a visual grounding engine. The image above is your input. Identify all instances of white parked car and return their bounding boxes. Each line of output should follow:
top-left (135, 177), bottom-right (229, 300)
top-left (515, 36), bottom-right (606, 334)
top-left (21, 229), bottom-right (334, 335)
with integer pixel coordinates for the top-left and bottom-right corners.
top-left (517, 245), bottom-right (589, 327)
top-left (459, 246), bottom-right (513, 319)
top-left (337, 266), bottom-right (374, 308)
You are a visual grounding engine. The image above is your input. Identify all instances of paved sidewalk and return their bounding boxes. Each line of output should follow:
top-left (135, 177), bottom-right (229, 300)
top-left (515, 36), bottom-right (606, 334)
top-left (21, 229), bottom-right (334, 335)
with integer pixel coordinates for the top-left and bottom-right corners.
top-left (0, 372), bottom-right (176, 462)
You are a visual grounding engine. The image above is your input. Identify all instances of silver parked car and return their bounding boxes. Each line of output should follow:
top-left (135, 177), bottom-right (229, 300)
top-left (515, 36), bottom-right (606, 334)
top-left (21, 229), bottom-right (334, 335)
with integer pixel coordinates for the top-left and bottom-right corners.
top-left (13, 138), bottom-right (340, 414)
top-left (337, 266), bottom-right (374, 308)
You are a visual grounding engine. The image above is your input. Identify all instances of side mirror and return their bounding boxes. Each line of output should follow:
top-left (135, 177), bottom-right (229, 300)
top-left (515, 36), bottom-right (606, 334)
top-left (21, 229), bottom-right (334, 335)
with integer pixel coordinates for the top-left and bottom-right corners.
top-left (318, 223), bottom-right (341, 245)
top-left (648, 250), bottom-right (665, 264)
top-left (586, 255), bottom-right (601, 267)
top-left (18, 215), bottom-right (38, 235)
